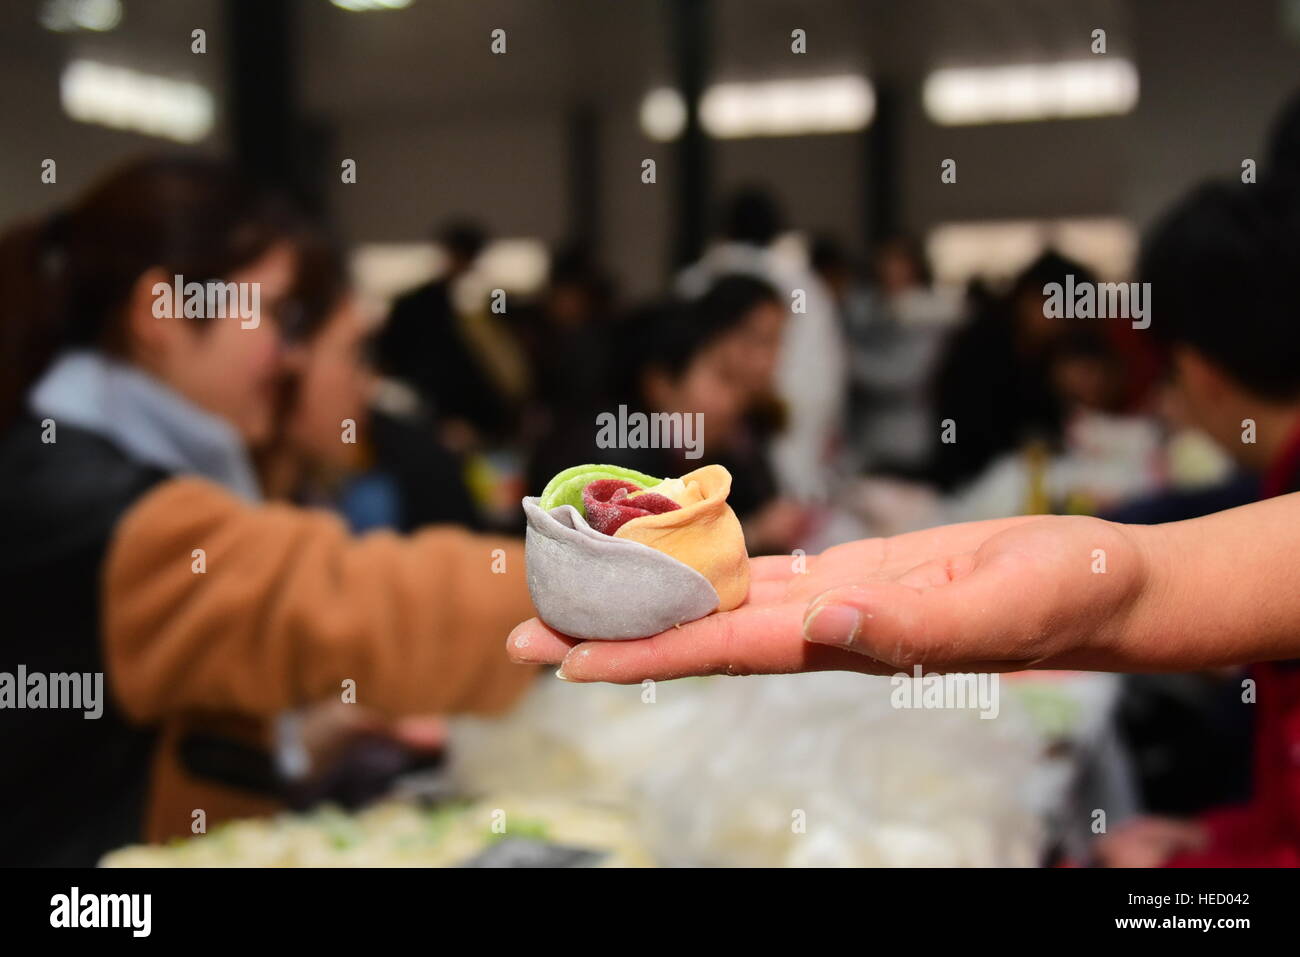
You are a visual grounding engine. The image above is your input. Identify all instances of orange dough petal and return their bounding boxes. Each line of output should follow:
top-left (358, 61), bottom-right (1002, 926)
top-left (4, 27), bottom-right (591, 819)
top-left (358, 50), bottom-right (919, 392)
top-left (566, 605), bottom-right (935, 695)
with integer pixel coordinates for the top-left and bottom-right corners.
top-left (613, 464), bottom-right (750, 610)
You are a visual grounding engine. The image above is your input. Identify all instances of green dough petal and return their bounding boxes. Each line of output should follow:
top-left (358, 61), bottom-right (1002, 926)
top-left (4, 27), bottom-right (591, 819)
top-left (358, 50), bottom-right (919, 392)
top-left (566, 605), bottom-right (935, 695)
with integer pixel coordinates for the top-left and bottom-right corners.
top-left (539, 463), bottom-right (662, 515)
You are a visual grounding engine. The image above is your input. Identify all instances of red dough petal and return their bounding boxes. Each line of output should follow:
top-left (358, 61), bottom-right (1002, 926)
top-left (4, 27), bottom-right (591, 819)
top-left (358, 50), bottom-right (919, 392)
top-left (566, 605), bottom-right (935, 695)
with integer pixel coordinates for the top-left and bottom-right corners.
top-left (582, 479), bottom-right (681, 536)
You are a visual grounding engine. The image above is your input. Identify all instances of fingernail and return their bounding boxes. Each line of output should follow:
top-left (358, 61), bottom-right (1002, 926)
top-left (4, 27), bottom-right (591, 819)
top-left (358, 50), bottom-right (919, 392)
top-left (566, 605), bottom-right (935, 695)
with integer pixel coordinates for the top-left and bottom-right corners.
top-left (555, 667), bottom-right (570, 681)
top-left (803, 603), bottom-right (861, 647)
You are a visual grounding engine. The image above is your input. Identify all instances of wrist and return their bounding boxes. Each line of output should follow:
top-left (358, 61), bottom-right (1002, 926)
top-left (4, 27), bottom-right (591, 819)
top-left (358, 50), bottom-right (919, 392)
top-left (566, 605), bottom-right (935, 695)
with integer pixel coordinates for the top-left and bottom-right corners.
top-left (1107, 520), bottom-right (1171, 668)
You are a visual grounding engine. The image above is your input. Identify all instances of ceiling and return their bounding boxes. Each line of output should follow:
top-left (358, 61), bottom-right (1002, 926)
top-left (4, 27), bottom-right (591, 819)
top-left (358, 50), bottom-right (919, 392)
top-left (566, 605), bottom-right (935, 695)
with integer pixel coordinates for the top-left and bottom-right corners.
top-left (0, 0), bottom-right (1144, 127)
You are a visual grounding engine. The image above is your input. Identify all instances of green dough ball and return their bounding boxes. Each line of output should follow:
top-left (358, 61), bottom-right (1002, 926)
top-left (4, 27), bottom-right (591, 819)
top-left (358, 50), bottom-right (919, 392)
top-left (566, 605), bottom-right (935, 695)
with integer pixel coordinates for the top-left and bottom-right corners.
top-left (539, 463), bottom-right (662, 515)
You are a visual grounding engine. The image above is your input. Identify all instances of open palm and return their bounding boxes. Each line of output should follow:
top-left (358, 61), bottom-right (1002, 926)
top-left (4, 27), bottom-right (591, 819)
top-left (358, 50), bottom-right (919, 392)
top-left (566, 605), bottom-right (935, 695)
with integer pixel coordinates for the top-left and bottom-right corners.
top-left (507, 513), bottom-right (1149, 683)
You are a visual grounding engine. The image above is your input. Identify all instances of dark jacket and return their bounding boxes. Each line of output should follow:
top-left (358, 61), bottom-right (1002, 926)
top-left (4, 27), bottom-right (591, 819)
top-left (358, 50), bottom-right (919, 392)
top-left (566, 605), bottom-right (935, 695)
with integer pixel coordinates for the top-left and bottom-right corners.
top-left (374, 279), bottom-right (515, 439)
top-left (928, 307), bottom-right (1065, 492)
top-left (0, 416), bottom-right (165, 865)
top-left (1, 409), bottom-right (540, 864)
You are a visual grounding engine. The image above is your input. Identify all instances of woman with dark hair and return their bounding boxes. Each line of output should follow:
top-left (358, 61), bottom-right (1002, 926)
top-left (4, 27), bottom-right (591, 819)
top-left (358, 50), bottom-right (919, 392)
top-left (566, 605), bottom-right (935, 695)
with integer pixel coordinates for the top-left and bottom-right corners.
top-left (527, 275), bottom-right (810, 553)
top-left (0, 158), bottom-right (536, 865)
top-left (256, 235), bottom-right (480, 532)
top-left (927, 250), bottom-right (1107, 492)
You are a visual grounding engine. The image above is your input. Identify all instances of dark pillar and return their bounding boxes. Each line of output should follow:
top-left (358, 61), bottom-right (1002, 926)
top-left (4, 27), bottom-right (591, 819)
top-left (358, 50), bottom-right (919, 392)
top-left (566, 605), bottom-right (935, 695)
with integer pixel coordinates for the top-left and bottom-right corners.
top-left (669, 0), bottom-right (712, 269)
top-left (865, 78), bottom-right (901, 248)
top-left (566, 103), bottom-right (601, 249)
top-left (224, 0), bottom-right (308, 205)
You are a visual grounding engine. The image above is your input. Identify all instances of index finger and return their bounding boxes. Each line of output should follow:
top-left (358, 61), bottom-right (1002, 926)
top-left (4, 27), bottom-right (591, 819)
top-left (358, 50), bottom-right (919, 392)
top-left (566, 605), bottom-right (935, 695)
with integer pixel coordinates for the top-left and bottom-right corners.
top-left (555, 601), bottom-right (891, 683)
top-left (507, 617), bottom-right (578, 665)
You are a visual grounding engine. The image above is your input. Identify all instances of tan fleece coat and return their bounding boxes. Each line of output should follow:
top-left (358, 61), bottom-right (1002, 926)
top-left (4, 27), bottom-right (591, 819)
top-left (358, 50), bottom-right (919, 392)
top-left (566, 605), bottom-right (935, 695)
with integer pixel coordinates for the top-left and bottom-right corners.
top-left (102, 476), bottom-right (537, 842)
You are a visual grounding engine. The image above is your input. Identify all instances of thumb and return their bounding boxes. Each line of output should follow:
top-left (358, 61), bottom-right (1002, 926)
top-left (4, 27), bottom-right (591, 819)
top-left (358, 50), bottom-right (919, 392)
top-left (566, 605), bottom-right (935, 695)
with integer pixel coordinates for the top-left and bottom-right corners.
top-left (801, 553), bottom-right (1056, 672)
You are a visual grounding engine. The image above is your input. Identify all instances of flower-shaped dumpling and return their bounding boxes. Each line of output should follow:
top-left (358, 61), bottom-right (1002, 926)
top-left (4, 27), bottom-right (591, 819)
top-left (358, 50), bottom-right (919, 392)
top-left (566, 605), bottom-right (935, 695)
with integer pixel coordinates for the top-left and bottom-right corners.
top-left (523, 463), bottom-right (750, 639)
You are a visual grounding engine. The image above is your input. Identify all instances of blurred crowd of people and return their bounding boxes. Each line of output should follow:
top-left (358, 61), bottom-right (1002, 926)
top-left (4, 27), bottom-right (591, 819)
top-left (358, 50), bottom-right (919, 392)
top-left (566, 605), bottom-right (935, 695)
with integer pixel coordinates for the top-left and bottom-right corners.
top-left (343, 197), bottom-right (1167, 560)
top-left (6, 77), bottom-right (1300, 866)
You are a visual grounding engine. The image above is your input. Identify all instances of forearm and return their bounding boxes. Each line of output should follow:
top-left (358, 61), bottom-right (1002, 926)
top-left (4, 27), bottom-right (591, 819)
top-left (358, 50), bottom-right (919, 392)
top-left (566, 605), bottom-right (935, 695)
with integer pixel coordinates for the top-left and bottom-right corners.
top-left (106, 477), bottom-right (538, 720)
top-left (1111, 492), bottom-right (1300, 669)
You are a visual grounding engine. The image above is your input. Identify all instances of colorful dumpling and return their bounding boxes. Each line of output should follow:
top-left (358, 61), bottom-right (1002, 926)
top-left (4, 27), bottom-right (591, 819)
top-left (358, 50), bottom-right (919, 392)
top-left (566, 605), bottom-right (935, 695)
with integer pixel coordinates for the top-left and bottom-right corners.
top-left (523, 463), bottom-right (750, 639)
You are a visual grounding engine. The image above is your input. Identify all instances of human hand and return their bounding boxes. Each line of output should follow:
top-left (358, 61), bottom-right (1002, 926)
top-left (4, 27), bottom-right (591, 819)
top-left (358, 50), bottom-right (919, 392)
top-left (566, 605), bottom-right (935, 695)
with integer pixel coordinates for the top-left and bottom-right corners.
top-left (507, 513), bottom-right (1154, 683)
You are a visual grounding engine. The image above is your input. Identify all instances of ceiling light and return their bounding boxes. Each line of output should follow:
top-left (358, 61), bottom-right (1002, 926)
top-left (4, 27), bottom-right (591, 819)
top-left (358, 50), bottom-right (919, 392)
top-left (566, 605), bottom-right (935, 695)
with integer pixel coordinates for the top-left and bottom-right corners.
top-left (40, 0), bottom-right (122, 32)
top-left (640, 75), bottom-right (874, 140)
top-left (60, 60), bottom-right (214, 143)
top-left (330, 0), bottom-right (412, 11)
top-left (923, 59), bottom-right (1138, 125)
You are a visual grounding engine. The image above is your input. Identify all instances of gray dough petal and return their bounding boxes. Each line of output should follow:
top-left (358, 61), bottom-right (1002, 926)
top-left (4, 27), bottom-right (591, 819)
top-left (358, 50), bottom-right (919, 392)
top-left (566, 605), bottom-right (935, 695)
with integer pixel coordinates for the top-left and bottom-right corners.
top-left (523, 496), bottom-right (719, 640)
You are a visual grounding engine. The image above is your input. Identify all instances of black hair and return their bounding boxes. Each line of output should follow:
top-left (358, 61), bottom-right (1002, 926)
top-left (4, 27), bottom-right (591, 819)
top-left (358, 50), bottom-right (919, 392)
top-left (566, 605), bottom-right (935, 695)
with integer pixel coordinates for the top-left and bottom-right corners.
top-left (720, 187), bottom-right (784, 246)
top-left (0, 155), bottom-right (304, 425)
top-left (810, 234), bottom-right (850, 275)
top-left (547, 240), bottom-right (615, 307)
top-left (1011, 249), bottom-right (1097, 301)
top-left (435, 219), bottom-right (487, 261)
top-left (276, 231), bottom-right (349, 345)
top-left (1139, 179), bottom-right (1300, 400)
top-left (873, 235), bottom-right (934, 288)
top-left (613, 274), bottom-right (780, 399)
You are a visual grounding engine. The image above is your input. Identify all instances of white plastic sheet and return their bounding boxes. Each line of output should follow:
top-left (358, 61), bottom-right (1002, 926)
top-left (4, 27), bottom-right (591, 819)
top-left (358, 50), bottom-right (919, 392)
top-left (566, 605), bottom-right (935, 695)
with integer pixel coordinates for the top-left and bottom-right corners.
top-left (450, 671), bottom-right (1060, 867)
